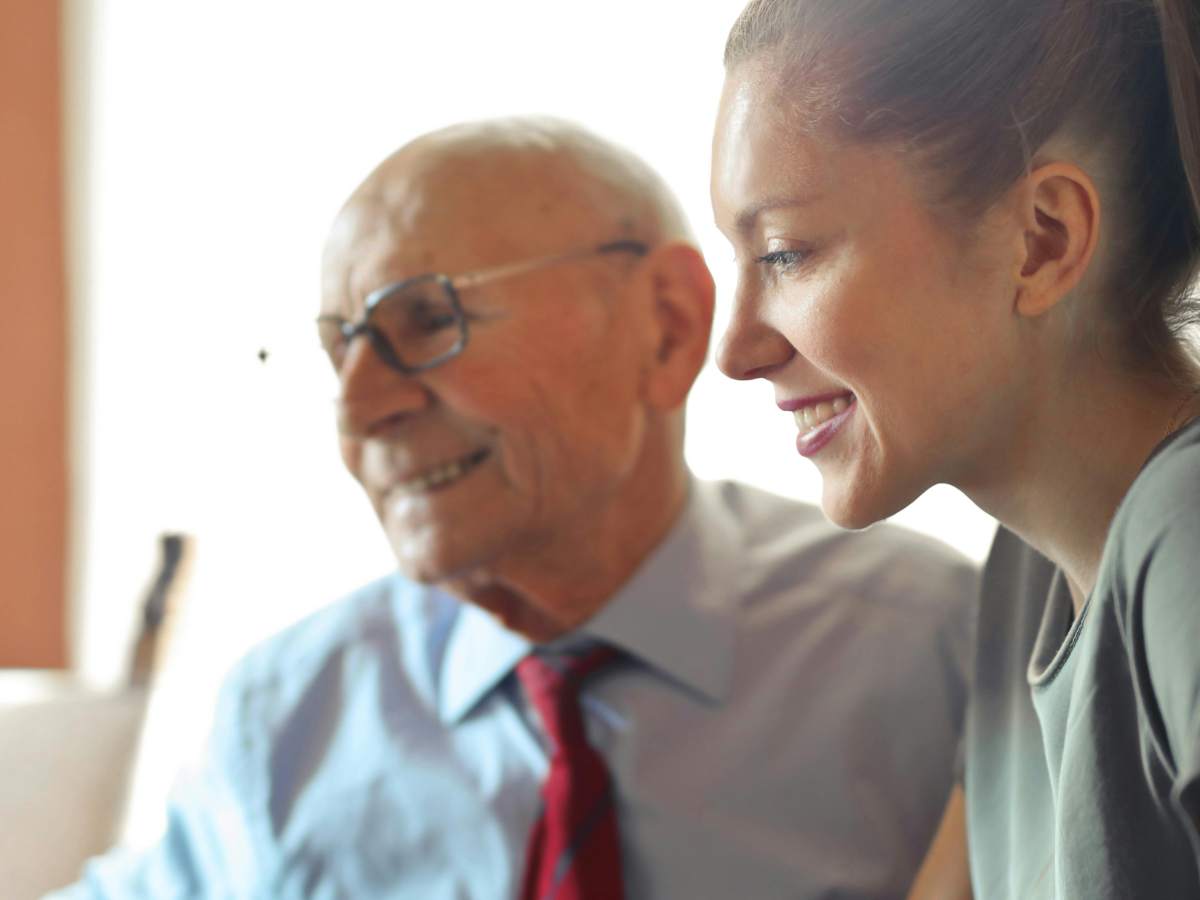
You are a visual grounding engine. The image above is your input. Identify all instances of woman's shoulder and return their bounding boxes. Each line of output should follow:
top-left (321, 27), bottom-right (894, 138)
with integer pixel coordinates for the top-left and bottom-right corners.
top-left (1100, 417), bottom-right (1200, 646)
top-left (1115, 416), bottom-right (1200, 544)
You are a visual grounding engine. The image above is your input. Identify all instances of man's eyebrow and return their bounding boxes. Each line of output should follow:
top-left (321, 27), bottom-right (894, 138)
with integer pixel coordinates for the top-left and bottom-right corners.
top-left (734, 194), bottom-right (822, 235)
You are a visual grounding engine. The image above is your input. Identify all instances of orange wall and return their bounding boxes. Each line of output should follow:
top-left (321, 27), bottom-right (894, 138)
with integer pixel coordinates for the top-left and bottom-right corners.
top-left (0, 0), bottom-right (68, 667)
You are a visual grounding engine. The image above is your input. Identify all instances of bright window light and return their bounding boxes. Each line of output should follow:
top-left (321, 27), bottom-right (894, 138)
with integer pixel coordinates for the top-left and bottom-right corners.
top-left (66, 0), bottom-right (996, 693)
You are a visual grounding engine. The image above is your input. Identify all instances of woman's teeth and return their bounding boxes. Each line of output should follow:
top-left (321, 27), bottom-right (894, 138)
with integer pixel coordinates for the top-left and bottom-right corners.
top-left (793, 396), bottom-right (852, 433)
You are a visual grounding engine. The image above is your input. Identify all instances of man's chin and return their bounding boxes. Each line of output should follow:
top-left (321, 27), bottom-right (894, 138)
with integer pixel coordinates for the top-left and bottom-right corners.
top-left (386, 530), bottom-right (480, 585)
top-left (393, 557), bottom-right (462, 586)
top-left (384, 531), bottom-right (568, 641)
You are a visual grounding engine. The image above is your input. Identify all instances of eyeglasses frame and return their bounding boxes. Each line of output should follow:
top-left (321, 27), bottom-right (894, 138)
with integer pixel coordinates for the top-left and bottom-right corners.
top-left (318, 239), bottom-right (650, 375)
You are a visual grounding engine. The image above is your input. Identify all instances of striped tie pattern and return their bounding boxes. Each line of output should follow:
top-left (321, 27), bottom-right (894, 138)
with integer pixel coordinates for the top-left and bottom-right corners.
top-left (516, 645), bottom-right (625, 900)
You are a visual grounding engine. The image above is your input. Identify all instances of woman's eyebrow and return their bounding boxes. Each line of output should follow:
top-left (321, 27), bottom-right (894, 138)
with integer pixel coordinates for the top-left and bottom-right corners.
top-left (734, 193), bottom-right (823, 235)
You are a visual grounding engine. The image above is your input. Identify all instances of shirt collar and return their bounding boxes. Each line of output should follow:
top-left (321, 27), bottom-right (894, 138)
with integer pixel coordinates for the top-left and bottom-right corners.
top-left (437, 601), bottom-right (531, 725)
top-left (436, 478), bottom-right (740, 725)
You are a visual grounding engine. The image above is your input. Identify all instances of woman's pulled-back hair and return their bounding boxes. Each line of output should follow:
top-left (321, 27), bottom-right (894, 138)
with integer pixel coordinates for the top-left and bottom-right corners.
top-left (726, 0), bottom-right (1200, 377)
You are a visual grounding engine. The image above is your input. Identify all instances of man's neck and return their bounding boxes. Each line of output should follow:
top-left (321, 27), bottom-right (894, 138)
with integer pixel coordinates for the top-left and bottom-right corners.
top-left (444, 457), bottom-right (691, 643)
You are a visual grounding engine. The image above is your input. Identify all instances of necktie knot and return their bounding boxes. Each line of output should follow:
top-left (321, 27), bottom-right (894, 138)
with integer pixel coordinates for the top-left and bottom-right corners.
top-left (516, 645), bottom-right (619, 756)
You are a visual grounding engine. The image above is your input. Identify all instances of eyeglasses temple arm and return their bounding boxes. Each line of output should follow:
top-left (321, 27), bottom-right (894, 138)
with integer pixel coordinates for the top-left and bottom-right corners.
top-left (451, 240), bottom-right (649, 291)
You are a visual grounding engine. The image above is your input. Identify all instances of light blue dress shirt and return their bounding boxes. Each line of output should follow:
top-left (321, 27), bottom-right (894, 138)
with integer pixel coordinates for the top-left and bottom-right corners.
top-left (55, 480), bottom-right (977, 899)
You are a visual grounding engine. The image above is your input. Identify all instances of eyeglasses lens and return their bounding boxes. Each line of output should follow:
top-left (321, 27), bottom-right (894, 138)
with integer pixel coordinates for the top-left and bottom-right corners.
top-left (371, 278), bottom-right (464, 368)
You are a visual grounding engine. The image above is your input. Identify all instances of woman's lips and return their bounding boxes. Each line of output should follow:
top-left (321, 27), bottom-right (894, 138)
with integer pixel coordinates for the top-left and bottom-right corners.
top-left (792, 394), bottom-right (856, 458)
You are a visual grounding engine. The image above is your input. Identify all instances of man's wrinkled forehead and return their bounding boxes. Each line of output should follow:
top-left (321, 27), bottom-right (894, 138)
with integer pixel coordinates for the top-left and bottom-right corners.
top-left (320, 146), bottom-right (583, 308)
top-left (345, 142), bottom-right (609, 254)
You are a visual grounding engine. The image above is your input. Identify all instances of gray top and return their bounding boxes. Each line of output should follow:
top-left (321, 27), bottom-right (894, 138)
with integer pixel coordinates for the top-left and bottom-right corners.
top-left (967, 419), bottom-right (1200, 898)
top-left (55, 479), bottom-right (976, 900)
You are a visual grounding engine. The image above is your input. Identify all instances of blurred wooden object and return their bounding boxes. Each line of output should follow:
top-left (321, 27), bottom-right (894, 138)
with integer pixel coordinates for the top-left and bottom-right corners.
top-left (907, 786), bottom-right (973, 900)
top-left (0, 0), bottom-right (69, 668)
top-left (127, 533), bottom-right (192, 688)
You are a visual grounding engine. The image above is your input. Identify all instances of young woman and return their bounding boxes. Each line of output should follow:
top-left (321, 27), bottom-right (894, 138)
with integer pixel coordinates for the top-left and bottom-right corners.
top-left (711, 1), bottom-right (1200, 897)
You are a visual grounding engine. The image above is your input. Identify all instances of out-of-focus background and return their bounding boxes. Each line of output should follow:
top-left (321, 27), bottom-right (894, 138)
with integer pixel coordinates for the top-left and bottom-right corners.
top-left (1, 1), bottom-right (995, 895)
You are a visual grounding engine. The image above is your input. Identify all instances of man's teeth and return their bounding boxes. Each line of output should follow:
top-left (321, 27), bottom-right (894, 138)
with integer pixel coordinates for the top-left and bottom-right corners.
top-left (401, 450), bottom-right (486, 493)
top-left (793, 396), bottom-right (852, 433)
top-left (407, 462), bottom-right (462, 491)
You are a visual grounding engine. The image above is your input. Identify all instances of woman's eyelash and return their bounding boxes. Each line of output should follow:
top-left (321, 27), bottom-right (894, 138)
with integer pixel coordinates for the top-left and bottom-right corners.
top-left (755, 249), bottom-right (810, 270)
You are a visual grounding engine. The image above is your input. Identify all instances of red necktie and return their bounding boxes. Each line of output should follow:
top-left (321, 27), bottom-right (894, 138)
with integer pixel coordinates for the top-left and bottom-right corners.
top-left (516, 645), bottom-right (625, 900)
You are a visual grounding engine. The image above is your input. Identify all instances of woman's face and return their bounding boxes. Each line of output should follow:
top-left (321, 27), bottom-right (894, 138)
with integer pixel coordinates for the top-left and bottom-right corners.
top-left (711, 61), bottom-right (1024, 528)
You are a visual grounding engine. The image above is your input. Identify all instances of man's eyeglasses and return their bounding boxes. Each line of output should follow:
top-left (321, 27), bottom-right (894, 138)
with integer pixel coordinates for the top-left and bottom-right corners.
top-left (317, 239), bottom-right (649, 375)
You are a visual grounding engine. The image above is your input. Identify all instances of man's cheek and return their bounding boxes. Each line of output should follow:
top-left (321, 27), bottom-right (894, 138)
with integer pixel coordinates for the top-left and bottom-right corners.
top-left (339, 437), bottom-right (365, 483)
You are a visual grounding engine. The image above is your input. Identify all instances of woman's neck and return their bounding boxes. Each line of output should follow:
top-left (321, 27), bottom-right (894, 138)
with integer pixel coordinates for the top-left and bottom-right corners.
top-left (967, 360), bottom-right (1200, 616)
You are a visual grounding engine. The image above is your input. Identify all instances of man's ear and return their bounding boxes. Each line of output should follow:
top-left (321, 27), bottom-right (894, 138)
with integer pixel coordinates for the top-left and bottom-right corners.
top-left (1012, 161), bottom-right (1101, 318)
top-left (639, 242), bottom-right (715, 410)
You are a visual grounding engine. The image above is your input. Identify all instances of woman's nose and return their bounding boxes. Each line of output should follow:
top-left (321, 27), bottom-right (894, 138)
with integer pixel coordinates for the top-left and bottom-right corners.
top-left (716, 282), bottom-right (795, 381)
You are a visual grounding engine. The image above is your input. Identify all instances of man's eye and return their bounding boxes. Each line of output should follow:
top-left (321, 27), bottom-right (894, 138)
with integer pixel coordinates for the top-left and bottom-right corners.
top-left (756, 249), bottom-right (810, 272)
top-left (406, 300), bottom-right (458, 333)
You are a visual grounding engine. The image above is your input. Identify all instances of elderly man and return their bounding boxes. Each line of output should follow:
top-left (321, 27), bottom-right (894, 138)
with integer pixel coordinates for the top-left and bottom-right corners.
top-left (58, 118), bottom-right (975, 899)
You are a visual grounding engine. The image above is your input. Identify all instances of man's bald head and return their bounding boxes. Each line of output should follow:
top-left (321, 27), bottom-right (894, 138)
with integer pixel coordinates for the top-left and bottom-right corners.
top-left (331, 117), bottom-right (692, 267)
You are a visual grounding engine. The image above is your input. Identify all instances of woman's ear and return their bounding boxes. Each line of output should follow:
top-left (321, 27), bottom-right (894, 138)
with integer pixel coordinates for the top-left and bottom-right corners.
top-left (639, 242), bottom-right (715, 411)
top-left (1012, 161), bottom-right (1102, 318)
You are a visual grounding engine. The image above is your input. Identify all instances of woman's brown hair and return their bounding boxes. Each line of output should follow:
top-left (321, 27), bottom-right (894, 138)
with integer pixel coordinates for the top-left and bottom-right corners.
top-left (725, 0), bottom-right (1200, 377)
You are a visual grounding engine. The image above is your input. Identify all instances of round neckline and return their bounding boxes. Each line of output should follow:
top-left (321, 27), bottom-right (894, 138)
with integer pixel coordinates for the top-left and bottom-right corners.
top-left (1027, 567), bottom-right (1089, 689)
top-left (1026, 415), bottom-right (1200, 690)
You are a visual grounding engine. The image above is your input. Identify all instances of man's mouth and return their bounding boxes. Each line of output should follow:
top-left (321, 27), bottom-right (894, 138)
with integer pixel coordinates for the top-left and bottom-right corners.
top-left (793, 394), bottom-right (854, 435)
top-left (396, 447), bottom-right (491, 494)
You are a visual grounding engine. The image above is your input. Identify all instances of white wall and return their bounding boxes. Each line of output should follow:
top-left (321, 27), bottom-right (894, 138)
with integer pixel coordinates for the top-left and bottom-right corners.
top-left (66, 0), bottom-right (996, 691)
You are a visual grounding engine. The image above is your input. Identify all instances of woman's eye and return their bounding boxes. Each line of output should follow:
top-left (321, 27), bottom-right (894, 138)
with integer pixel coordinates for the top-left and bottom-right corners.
top-left (756, 249), bottom-right (810, 272)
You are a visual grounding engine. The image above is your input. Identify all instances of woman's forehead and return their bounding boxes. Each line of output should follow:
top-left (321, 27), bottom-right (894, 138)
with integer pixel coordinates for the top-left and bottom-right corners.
top-left (714, 74), bottom-right (856, 226)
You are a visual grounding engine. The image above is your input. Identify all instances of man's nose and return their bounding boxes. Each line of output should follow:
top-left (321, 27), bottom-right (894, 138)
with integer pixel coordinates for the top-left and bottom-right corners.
top-left (716, 283), bottom-right (795, 381)
top-left (336, 333), bottom-right (433, 436)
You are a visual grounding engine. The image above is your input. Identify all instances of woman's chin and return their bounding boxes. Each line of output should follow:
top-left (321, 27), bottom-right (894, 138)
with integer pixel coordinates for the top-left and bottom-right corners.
top-left (820, 502), bottom-right (880, 532)
top-left (819, 480), bottom-right (899, 531)
top-left (822, 470), bottom-right (937, 531)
